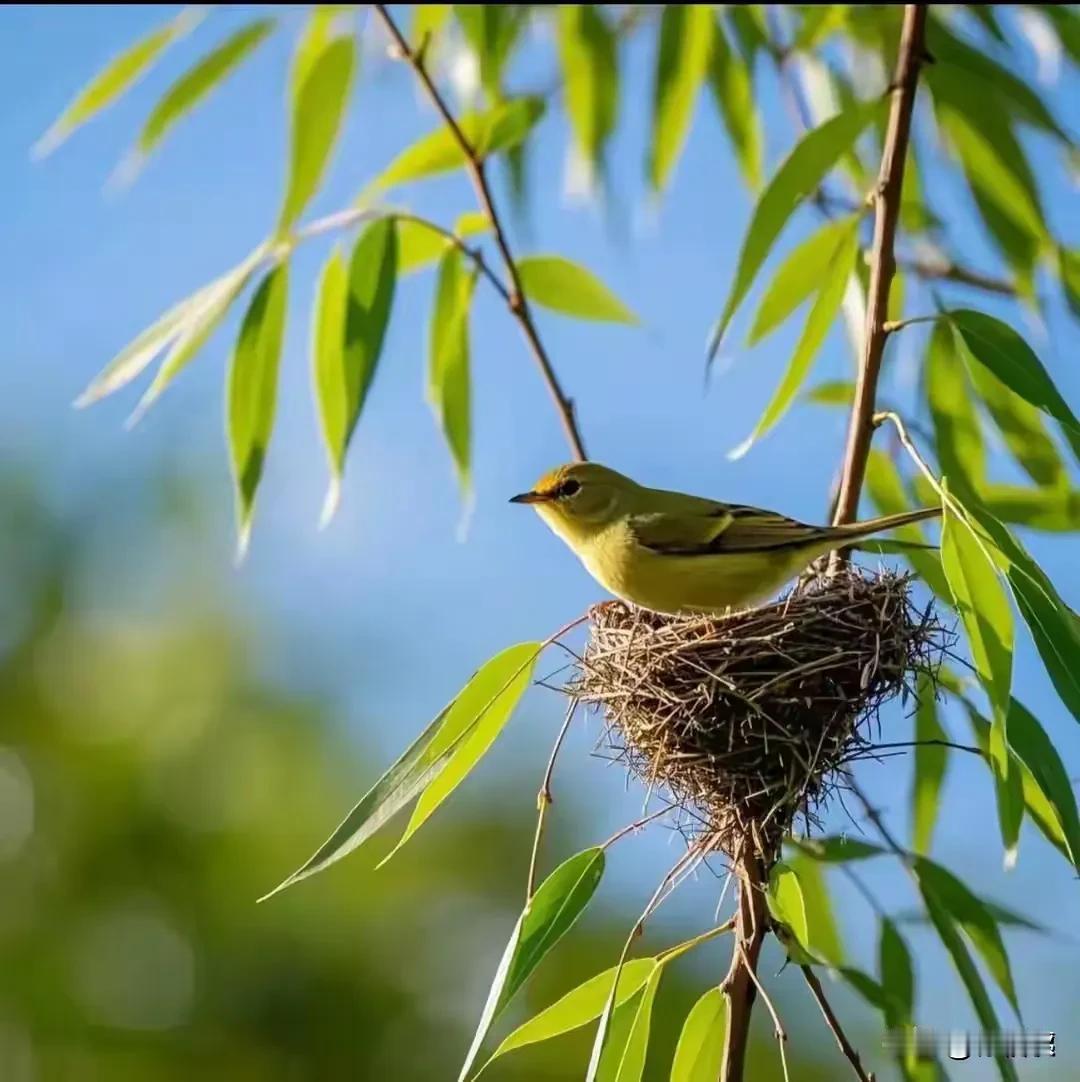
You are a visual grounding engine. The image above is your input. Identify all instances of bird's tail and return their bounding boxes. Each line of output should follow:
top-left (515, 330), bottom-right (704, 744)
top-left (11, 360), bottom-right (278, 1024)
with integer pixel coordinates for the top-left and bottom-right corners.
top-left (831, 506), bottom-right (941, 541)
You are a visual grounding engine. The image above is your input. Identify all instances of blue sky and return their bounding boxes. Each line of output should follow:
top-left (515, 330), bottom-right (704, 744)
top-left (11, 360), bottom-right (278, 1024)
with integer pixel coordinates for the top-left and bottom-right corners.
top-left (4, 6), bottom-right (1079, 1076)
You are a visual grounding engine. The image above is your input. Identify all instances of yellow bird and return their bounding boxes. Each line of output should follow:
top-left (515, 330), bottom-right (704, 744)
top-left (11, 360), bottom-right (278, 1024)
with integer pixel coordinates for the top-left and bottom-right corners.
top-left (511, 462), bottom-right (940, 616)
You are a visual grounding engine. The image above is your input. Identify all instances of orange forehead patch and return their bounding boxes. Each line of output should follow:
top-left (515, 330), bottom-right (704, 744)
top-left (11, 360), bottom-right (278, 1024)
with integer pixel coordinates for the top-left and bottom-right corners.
top-left (533, 466), bottom-right (570, 495)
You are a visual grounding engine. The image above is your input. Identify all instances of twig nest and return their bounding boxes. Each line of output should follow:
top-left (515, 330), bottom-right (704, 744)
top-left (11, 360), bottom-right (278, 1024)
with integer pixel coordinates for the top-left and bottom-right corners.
top-left (573, 566), bottom-right (946, 863)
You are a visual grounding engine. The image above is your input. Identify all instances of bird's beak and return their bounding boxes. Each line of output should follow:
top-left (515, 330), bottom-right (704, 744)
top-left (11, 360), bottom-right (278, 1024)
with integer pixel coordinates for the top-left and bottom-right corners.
top-left (509, 490), bottom-right (550, 505)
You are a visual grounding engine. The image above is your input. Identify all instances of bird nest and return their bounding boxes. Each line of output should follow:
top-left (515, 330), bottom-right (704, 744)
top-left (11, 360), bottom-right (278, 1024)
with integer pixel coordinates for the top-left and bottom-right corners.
top-left (572, 566), bottom-right (947, 864)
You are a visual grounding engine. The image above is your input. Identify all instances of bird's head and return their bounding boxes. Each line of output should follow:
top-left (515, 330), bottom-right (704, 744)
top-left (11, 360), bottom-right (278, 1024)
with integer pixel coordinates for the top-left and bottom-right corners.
top-left (510, 462), bottom-right (637, 543)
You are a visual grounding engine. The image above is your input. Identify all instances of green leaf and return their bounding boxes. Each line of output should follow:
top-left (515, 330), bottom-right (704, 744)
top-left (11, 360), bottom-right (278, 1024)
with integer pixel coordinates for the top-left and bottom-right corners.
top-left (790, 836), bottom-right (884, 862)
top-left (136, 18), bottom-right (274, 159)
top-left (364, 97), bottom-right (545, 198)
top-left (920, 889), bottom-right (1019, 1082)
top-left (838, 967), bottom-right (892, 1014)
top-left (766, 861), bottom-right (813, 961)
top-left (969, 365), bottom-right (1064, 489)
top-left (517, 255), bottom-right (638, 324)
top-left (428, 248), bottom-right (477, 492)
top-left (1006, 699), bottom-right (1080, 869)
top-left (670, 987), bottom-right (727, 1082)
top-left (397, 212), bottom-right (489, 275)
top-left (1057, 245), bottom-right (1080, 321)
top-left (914, 857), bottom-right (1020, 1017)
top-left (384, 638), bottom-right (536, 859)
top-left (925, 322), bottom-right (985, 497)
top-left (33, 6), bottom-right (201, 157)
top-left (557, 5), bottom-right (617, 178)
top-left (804, 379), bottom-right (855, 407)
top-left (730, 219), bottom-right (857, 458)
top-left (454, 5), bottom-right (528, 99)
top-left (912, 674), bottom-right (948, 856)
top-left (226, 263), bottom-right (289, 556)
top-left (989, 714), bottom-right (1024, 868)
top-left (709, 96), bottom-right (884, 355)
top-left (747, 216), bottom-right (861, 346)
top-left (647, 5), bottom-right (712, 192)
top-left (707, 17), bottom-right (762, 190)
top-left (313, 221), bottom-right (398, 523)
top-left (941, 498), bottom-right (1013, 724)
top-left (948, 310), bottom-right (1080, 458)
top-left (412, 4), bottom-right (452, 46)
top-left (459, 848), bottom-right (606, 1082)
top-left (878, 918), bottom-right (914, 1029)
top-left (594, 966), bottom-right (661, 1082)
top-left (786, 852), bottom-right (844, 965)
top-left (484, 960), bottom-right (657, 1068)
top-left (278, 35), bottom-right (356, 232)
top-left (864, 450), bottom-right (950, 600)
top-left (261, 641), bottom-right (542, 901)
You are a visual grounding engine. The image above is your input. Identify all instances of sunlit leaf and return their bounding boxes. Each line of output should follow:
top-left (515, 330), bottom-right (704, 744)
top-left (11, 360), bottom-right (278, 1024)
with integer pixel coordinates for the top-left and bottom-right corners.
top-left (730, 219), bottom-right (857, 457)
top-left (707, 17), bottom-right (762, 190)
top-left (915, 857), bottom-right (1020, 1017)
top-left (648, 5), bottom-right (712, 192)
top-left (485, 960), bottom-right (657, 1068)
top-left (517, 255), bottom-right (638, 324)
top-left (766, 861), bottom-right (813, 962)
top-left (459, 848), bottom-right (605, 1082)
top-left (786, 852), bottom-right (844, 965)
top-left (989, 713), bottom-right (1024, 868)
top-left (864, 450), bottom-right (950, 600)
top-left (429, 248), bottom-right (477, 491)
top-left (747, 216), bottom-right (861, 346)
top-left (670, 987), bottom-right (727, 1082)
top-left (558, 4), bottom-right (618, 178)
top-left (279, 34), bottom-right (354, 232)
top-left (803, 379), bottom-right (855, 407)
top-left (912, 674), bottom-right (948, 856)
top-left (226, 264), bottom-right (288, 556)
top-left (1056, 245), bottom-right (1080, 321)
top-left (136, 18), bottom-right (274, 158)
top-left (925, 322), bottom-right (985, 497)
top-left (454, 5), bottom-right (528, 99)
top-left (364, 97), bottom-right (545, 198)
top-left (878, 918), bottom-right (914, 1029)
top-left (789, 836), bottom-right (884, 862)
top-left (261, 641), bottom-right (542, 900)
top-left (948, 310), bottom-right (1080, 459)
top-left (33, 6), bottom-right (202, 158)
top-left (941, 498), bottom-right (1013, 724)
top-left (593, 965), bottom-right (661, 1082)
top-left (397, 211), bottom-right (489, 274)
top-left (386, 638), bottom-right (536, 857)
top-left (725, 5), bottom-right (769, 64)
top-left (709, 96), bottom-right (884, 355)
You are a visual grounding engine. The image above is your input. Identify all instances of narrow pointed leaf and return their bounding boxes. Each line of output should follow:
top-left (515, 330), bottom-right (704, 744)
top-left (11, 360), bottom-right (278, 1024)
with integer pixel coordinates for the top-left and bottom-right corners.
top-left (397, 212), bottom-right (489, 275)
top-left (670, 987), bottom-right (727, 1082)
top-left (708, 18), bottom-right (762, 190)
top-left (278, 35), bottom-right (355, 232)
top-left (786, 852), bottom-right (844, 964)
top-left (558, 5), bottom-right (617, 179)
top-left (485, 960), bottom-right (657, 1068)
top-left (311, 247), bottom-right (348, 513)
top-left (291, 6), bottom-right (340, 96)
top-left (137, 19), bottom-right (275, 158)
top-left (989, 715), bottom-right (1023, 867)
top-left (594, 965), bottom-right (660, 1082)
top-left (730, 220), bottom-right (856, 458)
top-left (454, 5), bottom-right (528, 99)
top-left (804, 379), bottom-right (855, 407)
top-left (766, 861), bottom-right (813, 961)
top-left (879, 918), bottom-right (914, 1029)
top-left (926, 322), bottom-right (985, 496)
top-left (262, 641), bottom-right (543, 901)
top-left (790, 836), bottom-right (885, 862)
top-left (948, 310), bottom-right (1080, 457)
top-left (429, 248), bottom-right (476, 491)
top-left (34, 7), bottom-right (201, 157)
top-left (648, 5), bottom-right (712, 192)
top-left (387, 640), bottom-right (537, 856)
top-left (459, 848), bottom-right (605, 1081)
top-left (709, 96), bottom-right (884, 355)
top-left (226, 263), bottom-right (289, 555)
top-left (981, 484), bottom-right (1080, 532)
top-left (747, 217), bottom-right (860, 345)
top-left (912, 674), bottom-right (948, 855)
top-left (365, 97), bottom-right (545, 197)
top-left (941, 498), bottom-right (1013, 725)
top-left (517, 255), bottom-right (637, 324)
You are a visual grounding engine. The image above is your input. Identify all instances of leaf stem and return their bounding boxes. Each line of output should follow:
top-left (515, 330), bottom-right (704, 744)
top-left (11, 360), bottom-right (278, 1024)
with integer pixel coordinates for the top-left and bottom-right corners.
top-left (526, 699), bottom-right (577, 900)
top-left (832, 5), bottom-right (929, 529)
top-left (372, 5), bottom-right (588, 462)
top-left (800, 964), bottom-right (875, 1082)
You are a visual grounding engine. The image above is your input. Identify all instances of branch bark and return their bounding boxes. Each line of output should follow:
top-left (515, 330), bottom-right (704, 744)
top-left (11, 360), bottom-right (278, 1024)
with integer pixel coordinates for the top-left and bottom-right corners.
top-left (832, 5), bottom-right (929, 527)
top-left (372, 5), bottom-right (587, 462)
top-left (801, 965), bottom-right (876, 1082)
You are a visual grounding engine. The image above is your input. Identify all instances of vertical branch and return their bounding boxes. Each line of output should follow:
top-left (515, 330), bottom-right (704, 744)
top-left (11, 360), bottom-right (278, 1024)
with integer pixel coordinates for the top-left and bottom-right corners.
top-left (831, 5), bottom-right (929, 527)
top-left (372, 5), bottom-right (588, 462)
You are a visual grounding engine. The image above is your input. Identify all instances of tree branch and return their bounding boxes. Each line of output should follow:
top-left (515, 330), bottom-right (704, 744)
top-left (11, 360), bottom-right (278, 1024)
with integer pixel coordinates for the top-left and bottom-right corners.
top-left (801, 965), bottom-right (876, 1082)
top-left (372, 4), bottom-right (588, 462)
top-left (832, 5), bottom-right (929, 528)
top-left (526, 698), bottom-right (577, 899)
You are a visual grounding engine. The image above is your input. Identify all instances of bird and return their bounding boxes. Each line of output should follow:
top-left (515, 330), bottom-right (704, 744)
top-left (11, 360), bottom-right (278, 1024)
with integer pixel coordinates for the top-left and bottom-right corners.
top-left (510, 462), bottom-right (940, 616)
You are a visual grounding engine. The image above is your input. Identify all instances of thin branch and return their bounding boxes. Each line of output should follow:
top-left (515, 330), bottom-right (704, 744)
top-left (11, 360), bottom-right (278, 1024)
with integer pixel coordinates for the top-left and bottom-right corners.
top-left (897, 256), bottom-right (1015, 297)
top-left (832, 5), bottom-right (929, 528)
top-left (372, 4), bottom-right (587, 462)
top-left (801, 965), bottom-right (876, 1082)
top-left (871, 739), bottom-right (983, 756)
top-left (739, 938), bottom-right (790, 1082)
top-left (526, 698), bottom-right (578, 899)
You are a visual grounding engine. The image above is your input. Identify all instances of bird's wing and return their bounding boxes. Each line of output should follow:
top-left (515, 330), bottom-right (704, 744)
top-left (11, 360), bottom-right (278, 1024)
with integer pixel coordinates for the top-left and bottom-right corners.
top-left (628, 503), bottom-right (830, 555)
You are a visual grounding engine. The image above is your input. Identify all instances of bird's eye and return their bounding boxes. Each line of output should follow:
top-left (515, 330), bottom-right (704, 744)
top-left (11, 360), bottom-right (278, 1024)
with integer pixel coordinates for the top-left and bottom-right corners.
top-left (560, 479), bottom-right (581, 498)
